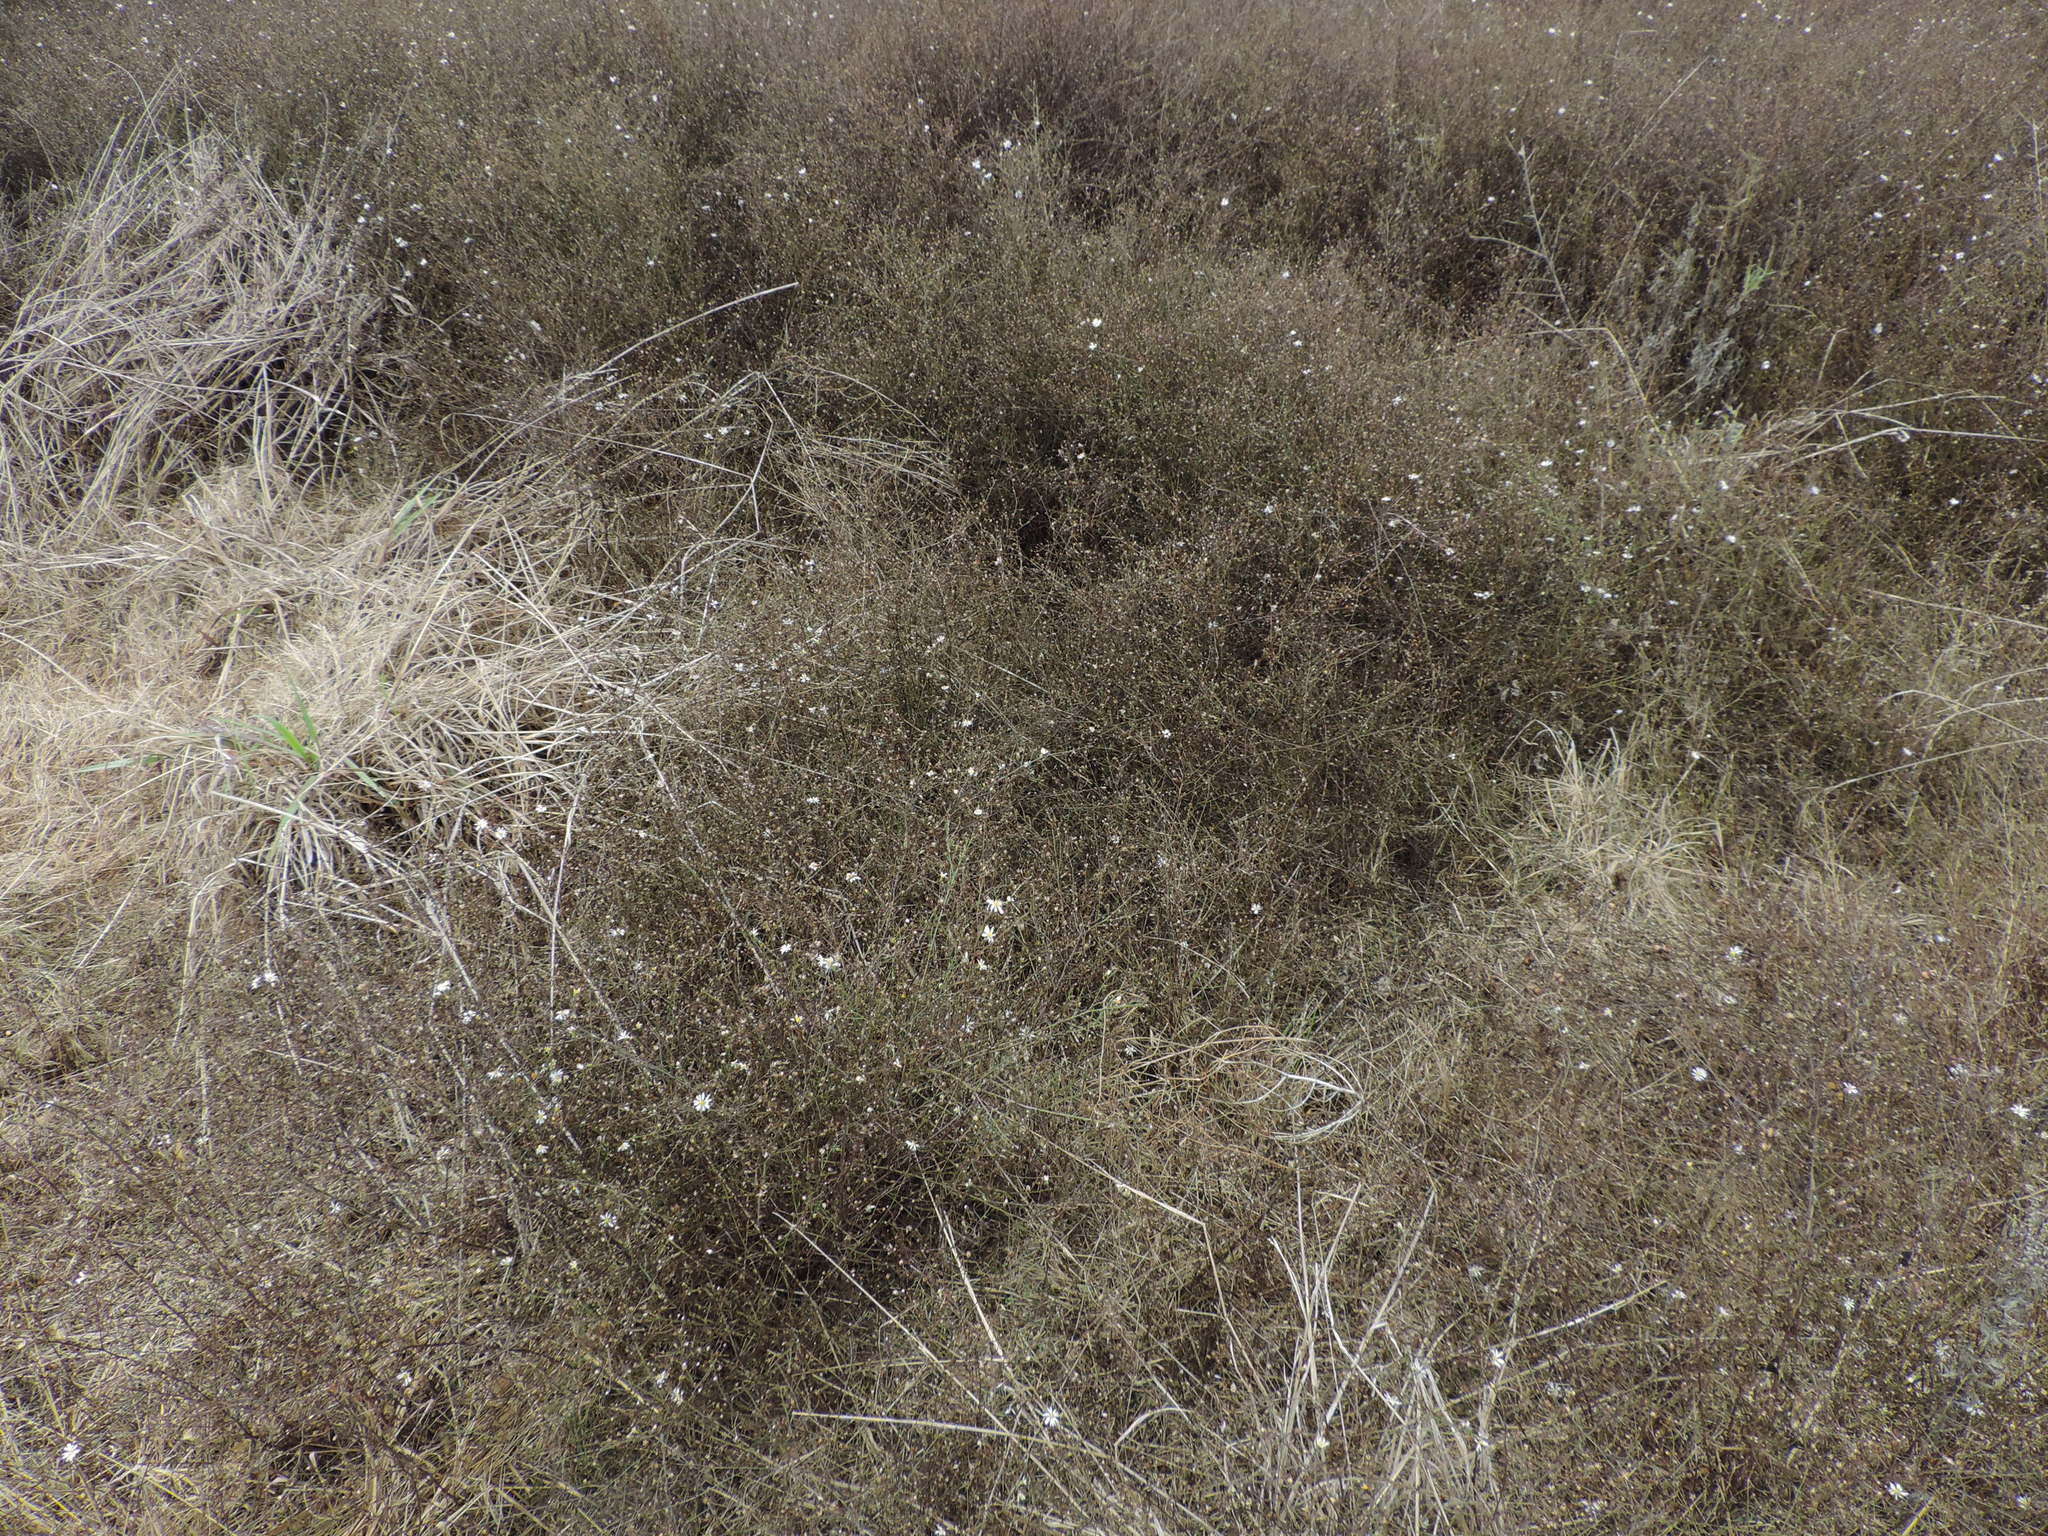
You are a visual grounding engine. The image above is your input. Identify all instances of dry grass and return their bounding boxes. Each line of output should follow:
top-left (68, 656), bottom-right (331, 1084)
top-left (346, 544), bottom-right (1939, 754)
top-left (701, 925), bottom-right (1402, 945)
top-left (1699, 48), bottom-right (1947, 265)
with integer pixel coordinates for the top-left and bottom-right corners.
top-left (2, 3), bottom-right (2046, 1533)
top-left (0, 118), bottom-right (378, 546)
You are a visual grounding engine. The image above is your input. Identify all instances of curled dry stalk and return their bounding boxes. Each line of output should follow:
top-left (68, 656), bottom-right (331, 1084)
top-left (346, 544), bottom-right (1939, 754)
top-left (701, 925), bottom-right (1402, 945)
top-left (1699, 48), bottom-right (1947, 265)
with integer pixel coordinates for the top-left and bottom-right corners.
top-left (1711, 387), bottom-right (2044, 477)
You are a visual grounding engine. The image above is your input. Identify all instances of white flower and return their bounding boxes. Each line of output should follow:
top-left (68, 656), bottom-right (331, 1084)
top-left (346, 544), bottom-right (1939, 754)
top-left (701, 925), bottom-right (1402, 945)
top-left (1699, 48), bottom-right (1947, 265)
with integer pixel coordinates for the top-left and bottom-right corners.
top-left (2013, 1104), bottom-right (2034, 1119)
top-left (1040, 1405), bottom-right (1062, 1429)
top-left (985, 896), bottom-right (1008, 915)
top-left (1691, 1066), bottom-right (1709, 1082)
top-left (814, 954), bottom-right (842, 971)
top-left (981, 924), bottom-right (999, 943)
top-left (59, 1442), bottom-right (80, 1464)
top-left (693, 1092), bottom-right (714, 1113)
top-left (600, 1210), bottom-right (619, 1228)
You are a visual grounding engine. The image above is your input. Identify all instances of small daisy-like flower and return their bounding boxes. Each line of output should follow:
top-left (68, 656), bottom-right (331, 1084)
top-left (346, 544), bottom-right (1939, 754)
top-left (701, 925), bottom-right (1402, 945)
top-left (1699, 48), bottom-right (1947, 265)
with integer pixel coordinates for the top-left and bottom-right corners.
top-left (692, 1092), bottom-right (714, 1113)
top-left (1040, 1405), bottom-right (1062, 1429)
top-left (600, 1210), bottom-right (619, 1228)
top-left (60, 1442), bottom-right (81, 1465)
top-left (981, 924), bottom-right (999, 943)
top-left (985, 896), bottom-right (1008, 914)
top-left (815, 954), bottom-right (842, 971)
top-left (1691, 1066), bottom-right (1709, 1082)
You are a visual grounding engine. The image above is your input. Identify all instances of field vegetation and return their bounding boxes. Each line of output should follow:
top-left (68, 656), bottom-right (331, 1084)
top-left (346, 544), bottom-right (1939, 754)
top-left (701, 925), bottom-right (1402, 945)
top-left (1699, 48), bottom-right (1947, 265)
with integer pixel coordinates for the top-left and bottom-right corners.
top-left (1, 2), bottom-right (2045, 1531)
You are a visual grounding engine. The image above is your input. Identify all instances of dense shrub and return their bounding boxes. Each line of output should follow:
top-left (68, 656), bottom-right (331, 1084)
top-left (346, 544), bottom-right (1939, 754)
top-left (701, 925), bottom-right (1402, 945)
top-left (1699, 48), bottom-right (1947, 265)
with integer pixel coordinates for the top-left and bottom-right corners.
top-left (2, 3), bottom-right (2044, 1533)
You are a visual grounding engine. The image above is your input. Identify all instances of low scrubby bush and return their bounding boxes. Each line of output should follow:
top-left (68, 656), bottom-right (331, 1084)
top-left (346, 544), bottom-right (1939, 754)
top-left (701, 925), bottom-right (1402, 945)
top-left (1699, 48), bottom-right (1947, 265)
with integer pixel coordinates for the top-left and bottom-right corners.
top-left (3, 3), bottom-right (2044, 1533)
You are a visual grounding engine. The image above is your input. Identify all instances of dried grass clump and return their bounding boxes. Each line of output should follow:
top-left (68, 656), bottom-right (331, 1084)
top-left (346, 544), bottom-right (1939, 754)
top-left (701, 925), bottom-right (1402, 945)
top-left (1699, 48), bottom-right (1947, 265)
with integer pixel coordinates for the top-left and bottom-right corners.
top-left (1494, 728), bottom-right (1719, 923)
top-left (0, 104), bottom-right (758, 954)
top-left (0, 461), bottom-right (670, 952)
top-left (0, 118), bottom-right (379, 546)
